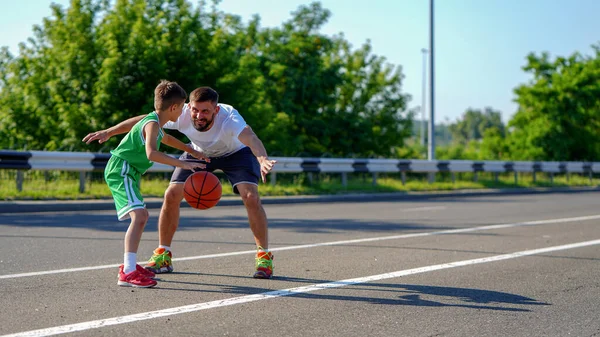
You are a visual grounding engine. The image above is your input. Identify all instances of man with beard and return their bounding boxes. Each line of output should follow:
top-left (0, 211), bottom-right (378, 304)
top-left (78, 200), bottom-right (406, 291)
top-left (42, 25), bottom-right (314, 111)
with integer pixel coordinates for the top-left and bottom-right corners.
top-left (83, 87), bottom-right (277, 279)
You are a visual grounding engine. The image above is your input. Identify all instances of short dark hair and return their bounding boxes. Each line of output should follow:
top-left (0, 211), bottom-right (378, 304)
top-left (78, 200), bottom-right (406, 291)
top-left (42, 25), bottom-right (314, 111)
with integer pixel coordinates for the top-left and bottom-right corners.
top-left (189, 87), bottom-right (219, 104)
top-left (154, 80), bottom-right (187, 111)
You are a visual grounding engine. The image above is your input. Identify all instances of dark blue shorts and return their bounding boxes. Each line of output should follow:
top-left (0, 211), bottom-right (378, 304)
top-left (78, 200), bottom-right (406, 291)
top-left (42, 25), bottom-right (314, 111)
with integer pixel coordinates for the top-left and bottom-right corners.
top-left (171, 146), bottom-right (260, 194)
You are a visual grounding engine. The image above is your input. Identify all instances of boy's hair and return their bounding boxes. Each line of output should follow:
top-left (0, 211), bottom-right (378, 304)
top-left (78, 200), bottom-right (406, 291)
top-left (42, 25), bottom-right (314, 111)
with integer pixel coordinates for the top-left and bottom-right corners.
top-left (190, 86), bottom-right (219, 104)
top-left (154, 80), bottom-right (187, 111)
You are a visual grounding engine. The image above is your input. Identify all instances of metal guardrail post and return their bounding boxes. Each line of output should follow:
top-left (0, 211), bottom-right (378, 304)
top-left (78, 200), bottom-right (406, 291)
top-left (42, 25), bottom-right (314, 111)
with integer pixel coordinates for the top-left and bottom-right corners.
top-left (428, 172), bottom-right (435, 184)
top-left (16, 170), bottom-right (24, 192)
top-left (341, 172), bottom-right (347, 187)
top-left (372, 172), bottom-right (377, 186)
top-left (270, 172), bottom-right (276, 186)
top-left (532, 171), bottom-right (536, 183)
top-left (514, 172), bottom-right (518, 185)
top-left (550, 173), bottom-right (554, 184)
top-left (79, 171), bottom-right (86, 193)
top-left (401, 172), bottom-right (406, 185)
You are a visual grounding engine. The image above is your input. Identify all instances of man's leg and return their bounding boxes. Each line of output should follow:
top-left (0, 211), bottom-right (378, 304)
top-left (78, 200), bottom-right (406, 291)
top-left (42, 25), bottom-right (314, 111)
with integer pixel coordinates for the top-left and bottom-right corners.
top-left (146, 182), bottom-right (187, 273)
top-left (236, 183), bottom-right (273, 279)
top-left (158, 183), bottom-right (185, 247)
top-left (236, 183), bottom-right (268, 249)
top-left (217, 147), bottom-right (272, 278)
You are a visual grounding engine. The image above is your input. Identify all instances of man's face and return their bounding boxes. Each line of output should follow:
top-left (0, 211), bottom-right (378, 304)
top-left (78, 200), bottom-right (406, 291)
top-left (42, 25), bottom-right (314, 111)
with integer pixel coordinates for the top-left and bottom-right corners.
top-left (189, 101), bottom-right (219, 131)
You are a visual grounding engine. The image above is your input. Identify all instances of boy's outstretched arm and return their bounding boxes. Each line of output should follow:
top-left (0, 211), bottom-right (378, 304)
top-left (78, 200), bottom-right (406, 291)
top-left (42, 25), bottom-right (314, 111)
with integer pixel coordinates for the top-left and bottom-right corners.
top-left (161, 134), bottom-right (210, 162)
top-left (82, 115), bottom-right (145, 144)
top-left (144, 123), bottom-right (205, 171)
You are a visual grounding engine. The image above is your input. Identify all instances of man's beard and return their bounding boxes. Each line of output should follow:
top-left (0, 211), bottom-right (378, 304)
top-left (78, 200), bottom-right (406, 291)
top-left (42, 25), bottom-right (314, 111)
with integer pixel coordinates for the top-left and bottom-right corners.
top-left (193, 117), bottom-right (214, 131)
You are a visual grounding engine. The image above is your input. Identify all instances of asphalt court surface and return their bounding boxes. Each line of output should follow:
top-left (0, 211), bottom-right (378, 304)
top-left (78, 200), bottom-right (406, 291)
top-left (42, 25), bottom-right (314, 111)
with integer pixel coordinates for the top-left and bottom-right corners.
top-left (1, 191), bottom-right (600, 336)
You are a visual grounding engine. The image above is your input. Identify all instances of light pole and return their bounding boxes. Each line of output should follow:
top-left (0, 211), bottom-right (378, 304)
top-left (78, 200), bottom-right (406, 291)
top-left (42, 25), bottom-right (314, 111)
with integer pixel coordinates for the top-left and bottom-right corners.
top-left (428, 0), bottom-right (435, 160)
top-left (420, 48), bottom-right (428, 148)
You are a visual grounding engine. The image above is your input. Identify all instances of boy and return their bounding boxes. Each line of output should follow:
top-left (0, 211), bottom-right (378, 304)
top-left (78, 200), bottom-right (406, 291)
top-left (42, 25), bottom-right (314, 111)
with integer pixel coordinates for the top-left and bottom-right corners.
top-left (99, 80), bottom-right (207, 287)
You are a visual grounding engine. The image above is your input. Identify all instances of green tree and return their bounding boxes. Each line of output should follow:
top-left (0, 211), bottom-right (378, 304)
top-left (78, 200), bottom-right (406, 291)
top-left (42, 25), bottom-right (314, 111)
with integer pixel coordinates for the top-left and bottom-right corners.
top-left (507, 47), bottom-right (600, 161)
top-left (0, 0), bottom-right (413, 159)
top-left (449, 107), bottom-right (505, 144)
top-left (327, 37), bottom-right (413, 158)
top-left (479, 127), bottom-right (508, 160)
top-left (255, 2), bottom-right (412, 157)
top-left (0, 0), bottom-right (103, 150)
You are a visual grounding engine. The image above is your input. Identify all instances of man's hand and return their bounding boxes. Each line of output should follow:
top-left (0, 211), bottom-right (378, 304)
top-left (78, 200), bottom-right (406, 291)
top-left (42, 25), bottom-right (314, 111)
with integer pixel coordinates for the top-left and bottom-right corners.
top-left (257, 156), bottom-right (277, 183)
top-left (82, 130), bottom-right (110, 144)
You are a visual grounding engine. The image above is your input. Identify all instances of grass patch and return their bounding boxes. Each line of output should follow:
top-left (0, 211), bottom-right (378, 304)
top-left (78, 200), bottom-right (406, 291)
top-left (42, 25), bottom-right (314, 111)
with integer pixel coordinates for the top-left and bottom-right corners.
top-left (0, 170), bottom-right (598, 201)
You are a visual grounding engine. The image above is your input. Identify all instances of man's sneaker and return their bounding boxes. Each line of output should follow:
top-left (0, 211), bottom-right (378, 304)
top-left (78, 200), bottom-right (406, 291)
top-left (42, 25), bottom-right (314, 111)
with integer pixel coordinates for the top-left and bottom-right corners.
top-left (145, 248), bottom-right (173, 274)
top-left (253, 247), bottom-right (273, 279)
top-left (117, 265), bottom-right (157, 288)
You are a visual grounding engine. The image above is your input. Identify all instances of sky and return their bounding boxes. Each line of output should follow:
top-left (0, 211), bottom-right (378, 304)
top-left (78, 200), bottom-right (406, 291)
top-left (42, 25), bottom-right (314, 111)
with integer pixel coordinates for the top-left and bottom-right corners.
top-left (1, 0), bottom-right (600, 125)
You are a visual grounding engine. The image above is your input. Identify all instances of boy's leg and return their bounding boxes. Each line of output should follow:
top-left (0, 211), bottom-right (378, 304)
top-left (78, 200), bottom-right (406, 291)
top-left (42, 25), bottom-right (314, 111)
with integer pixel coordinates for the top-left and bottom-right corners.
top-left (104, 157), bottom-right (146, 221)
top-left (124, 208), bottom-right (150, 269)
top-left (104, 157), bottom-right (156, 287)
top-left (146, 151), bottom-right (202, 273)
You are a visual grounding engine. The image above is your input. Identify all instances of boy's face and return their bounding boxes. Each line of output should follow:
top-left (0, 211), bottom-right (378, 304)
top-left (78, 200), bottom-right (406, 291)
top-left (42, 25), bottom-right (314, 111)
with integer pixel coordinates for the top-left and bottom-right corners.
top-left (168, 101), bottom-right (185, 122)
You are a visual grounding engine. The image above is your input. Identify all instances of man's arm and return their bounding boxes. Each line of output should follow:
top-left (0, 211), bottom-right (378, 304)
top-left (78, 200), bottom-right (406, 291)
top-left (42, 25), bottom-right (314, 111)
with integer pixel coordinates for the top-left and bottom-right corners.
top-left (237, 125), bottom-right (277, 183)
top-left (82, 115), bottom-right (145, 144)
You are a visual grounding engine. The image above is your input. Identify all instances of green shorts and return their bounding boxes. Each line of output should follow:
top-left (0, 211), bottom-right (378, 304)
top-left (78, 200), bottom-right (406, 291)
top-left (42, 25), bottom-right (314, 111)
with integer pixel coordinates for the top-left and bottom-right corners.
top-left (105, 155), bottom-right (145, 221)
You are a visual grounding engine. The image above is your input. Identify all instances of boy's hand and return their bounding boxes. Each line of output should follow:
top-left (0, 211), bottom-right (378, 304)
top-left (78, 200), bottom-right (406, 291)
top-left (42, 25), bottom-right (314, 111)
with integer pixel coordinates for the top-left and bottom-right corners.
top-left (188, 148), bottom-right (211, 163)
top-left (182, 162), bottom-right (206, 171)
top-left (83, 130), bottom-right (110, 144)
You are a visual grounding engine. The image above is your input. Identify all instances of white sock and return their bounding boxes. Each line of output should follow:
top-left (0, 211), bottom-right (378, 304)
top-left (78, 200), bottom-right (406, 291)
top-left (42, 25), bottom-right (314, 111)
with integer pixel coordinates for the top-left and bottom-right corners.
top-left (123, 252), bottom-right (137, 274)
top-left (159, 245), bottom-right (171, 252)
top-left (258, 246), bottom-right (269, 253)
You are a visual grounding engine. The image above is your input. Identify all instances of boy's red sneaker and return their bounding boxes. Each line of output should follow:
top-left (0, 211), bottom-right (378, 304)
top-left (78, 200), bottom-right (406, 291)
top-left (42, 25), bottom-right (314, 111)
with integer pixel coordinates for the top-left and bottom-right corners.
top-left (118, 265), bottom-right (157, 288)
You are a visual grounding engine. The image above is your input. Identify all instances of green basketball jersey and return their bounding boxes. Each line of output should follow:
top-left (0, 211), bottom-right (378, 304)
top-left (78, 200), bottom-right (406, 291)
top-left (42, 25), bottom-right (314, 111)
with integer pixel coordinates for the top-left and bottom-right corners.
top-left (110, 112), bottom-right (164, 174)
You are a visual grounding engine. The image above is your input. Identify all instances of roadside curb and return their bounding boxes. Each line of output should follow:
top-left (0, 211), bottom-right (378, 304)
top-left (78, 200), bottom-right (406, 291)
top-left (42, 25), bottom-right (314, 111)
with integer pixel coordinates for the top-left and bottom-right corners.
top-left (2, 186), bottom-right (599, 214)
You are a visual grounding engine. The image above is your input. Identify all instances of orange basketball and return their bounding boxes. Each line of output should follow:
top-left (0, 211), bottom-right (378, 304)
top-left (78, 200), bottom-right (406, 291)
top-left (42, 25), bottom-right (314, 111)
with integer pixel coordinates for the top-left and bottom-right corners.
top-left (183, 171), bottom-right (222, 210)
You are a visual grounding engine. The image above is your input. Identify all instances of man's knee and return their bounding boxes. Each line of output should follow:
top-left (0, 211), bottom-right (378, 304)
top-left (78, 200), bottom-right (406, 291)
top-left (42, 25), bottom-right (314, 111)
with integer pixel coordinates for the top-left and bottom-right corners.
top-left (239, 186), bottom-right (261, 208)
top-left (164, 184), bottom-right (184, 206)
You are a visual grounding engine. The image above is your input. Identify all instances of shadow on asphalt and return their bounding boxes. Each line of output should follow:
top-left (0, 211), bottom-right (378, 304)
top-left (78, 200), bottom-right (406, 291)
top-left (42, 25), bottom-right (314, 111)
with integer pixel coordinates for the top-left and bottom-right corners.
top-left (0, 213), bottom-right (455, 233)
top-left (154, 273), bottom-right (549, 312)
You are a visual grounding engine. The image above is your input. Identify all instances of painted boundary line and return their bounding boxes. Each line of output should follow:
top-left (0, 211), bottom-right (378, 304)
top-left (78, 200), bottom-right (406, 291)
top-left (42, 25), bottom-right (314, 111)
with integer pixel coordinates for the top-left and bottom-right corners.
top-left (2, 214), bottom-right (600, 280)
top-left (4, 238), bottom-right (600, 337)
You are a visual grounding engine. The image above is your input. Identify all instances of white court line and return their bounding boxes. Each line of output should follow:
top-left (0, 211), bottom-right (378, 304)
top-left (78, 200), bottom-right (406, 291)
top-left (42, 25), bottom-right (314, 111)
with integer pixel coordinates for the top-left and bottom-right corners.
top-left (399, 206), bottom-right (447, 212)
top-left (2, 214), bottom-right (600, 280)
top-left (4, 238), bottom-right (600, 337)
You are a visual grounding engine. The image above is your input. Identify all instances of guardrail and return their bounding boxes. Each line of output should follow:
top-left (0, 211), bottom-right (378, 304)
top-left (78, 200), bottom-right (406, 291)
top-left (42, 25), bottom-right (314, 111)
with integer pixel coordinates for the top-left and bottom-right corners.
top-left (1, 150), bottom-right (597, 192)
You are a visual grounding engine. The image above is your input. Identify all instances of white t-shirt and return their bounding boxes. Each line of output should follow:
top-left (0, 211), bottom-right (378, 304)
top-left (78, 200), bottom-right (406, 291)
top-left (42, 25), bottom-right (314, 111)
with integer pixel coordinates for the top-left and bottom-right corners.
top-left (163, 103), bottom-right (247, 157)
